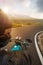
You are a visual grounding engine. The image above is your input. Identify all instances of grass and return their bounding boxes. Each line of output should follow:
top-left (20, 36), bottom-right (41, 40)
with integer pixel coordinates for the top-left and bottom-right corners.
top-left (11, 18), bottom-right (43, 28)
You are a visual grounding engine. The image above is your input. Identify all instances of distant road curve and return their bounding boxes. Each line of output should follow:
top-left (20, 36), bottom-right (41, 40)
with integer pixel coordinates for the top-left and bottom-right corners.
top-left (34, 31), bottom-right (43, 65)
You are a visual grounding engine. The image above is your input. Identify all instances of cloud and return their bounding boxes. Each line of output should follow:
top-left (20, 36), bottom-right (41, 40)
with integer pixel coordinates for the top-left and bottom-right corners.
top-left (0, 0), bottom-right (43, 19)
top-left (36, 0), bottom-right (43, 12)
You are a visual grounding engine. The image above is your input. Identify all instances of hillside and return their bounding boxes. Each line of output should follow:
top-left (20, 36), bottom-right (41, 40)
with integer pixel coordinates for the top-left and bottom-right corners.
top-left (0, 9), bottom-right (43, 28)
top-left (11, 18), bottom-right (43, 28)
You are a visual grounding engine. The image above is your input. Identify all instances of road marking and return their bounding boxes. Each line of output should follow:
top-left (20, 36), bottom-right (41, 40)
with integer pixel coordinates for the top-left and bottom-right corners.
top-left (34, 31), bottom-right (43, 65)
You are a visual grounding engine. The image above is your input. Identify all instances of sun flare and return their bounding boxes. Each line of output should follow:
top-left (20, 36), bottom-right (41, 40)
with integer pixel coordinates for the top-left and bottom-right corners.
top-left (1, 7), bottom-right (9, 14)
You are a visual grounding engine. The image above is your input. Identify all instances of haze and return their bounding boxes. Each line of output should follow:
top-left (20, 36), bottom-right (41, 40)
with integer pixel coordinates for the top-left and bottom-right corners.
top-left (0, 0), bottom-right (43, 19)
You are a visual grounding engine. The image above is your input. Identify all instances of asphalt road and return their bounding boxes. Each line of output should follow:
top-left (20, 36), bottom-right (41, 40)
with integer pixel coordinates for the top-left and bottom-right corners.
top-left (10, 25), bottom-right (43, 65)
top-left (11, 25), bottom-right (43, 40)
top-left (34, 31), bottom-right (43, 65)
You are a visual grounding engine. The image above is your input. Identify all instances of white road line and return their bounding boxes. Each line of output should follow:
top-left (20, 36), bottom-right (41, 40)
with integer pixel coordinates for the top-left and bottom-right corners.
top-left (34, 31), bottom-right (43, 65)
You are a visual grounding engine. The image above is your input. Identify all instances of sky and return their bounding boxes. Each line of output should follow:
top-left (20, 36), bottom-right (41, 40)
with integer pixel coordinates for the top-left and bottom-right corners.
top-left (0, 0), bottom-right (43, 19)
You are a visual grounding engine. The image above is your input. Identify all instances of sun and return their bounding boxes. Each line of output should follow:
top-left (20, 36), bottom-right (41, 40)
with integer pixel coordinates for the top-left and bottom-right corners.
top-left (1, 7), bottom-right (9, 14)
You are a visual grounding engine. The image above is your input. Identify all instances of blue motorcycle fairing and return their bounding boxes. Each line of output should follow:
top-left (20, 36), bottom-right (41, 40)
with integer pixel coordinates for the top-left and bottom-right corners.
top-left (10, 44), bottom-right (22, 51)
